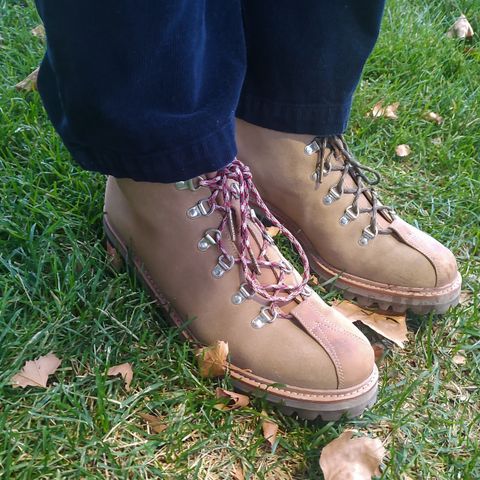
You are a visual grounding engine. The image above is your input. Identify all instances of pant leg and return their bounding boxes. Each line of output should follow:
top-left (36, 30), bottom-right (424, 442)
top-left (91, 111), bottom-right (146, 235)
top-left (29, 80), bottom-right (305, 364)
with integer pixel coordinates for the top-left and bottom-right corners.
top-left (236, 0), bottom-right (385, 135)
top-left (35, 1), bottom-right (245, 183)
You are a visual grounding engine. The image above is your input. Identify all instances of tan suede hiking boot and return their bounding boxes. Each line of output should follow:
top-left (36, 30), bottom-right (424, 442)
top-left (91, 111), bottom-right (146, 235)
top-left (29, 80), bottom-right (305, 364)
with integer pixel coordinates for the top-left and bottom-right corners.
top-left (103, 159), bottom-right (378, 420)
top-left (236, 119), bottom-right (461, 314)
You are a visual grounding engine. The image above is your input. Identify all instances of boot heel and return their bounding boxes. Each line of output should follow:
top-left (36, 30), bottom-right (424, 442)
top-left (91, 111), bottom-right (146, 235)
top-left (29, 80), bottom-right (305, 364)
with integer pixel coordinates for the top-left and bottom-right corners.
top-left (106, 239), bottom-right (124, 272)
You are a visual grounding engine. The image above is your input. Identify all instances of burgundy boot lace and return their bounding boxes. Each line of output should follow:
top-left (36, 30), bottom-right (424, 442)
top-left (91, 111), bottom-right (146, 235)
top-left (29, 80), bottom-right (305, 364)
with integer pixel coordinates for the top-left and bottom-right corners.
top-left (198, 159), bottom-right (310, 317)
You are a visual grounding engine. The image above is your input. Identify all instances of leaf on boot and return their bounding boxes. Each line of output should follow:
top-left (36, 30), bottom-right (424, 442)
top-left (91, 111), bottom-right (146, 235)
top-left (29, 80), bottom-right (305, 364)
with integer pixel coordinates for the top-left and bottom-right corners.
top-left (266, 226), bottom-right (281, 238)
top-left (31, 24), bottom-right (46, 39)
top-left (333, 300), bottom-right (408, 348)
top-left (11, 353), bottom-right (61, 388)
top-left (15, 67), bottom-right (39, 92)
top-left (261, 411), bottom-right (279, 448)
top-left (107, 363), bottom-right (133, 391)
top-left (395, 144), bottom-right (411, 158)
top-left (214, 388), bottom-right (250, 411)
top-left (367, 101), bottom-right (399, 120)
top-left (196, 340), bottom-right (229, 378)
top-left (320, 430), bottom-right (386, 480)
top-left (424, 111), bottom-right (444, 125)
top-left (447, 14), bottom-right (474, 39)
top-left (139, 412), bottom-right (168, 433)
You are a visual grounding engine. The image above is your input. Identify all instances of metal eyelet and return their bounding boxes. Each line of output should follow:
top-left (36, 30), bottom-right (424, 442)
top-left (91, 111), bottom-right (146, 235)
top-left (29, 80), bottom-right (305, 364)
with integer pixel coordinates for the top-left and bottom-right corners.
top-left (231, 283), bottom-right (255, 305)
top-left (197, 228), bottom-right (221, 251)
top-left (251, 306), bottom-right (278, 329)
top-left (323, 186), bottom-right (342, 205)
top-left (358, 224), bottom-right (378, 246)
top-left (187, 198), bottom-right (215, 218)
top-left (212, 254), bottom-right (235, 278)
top-left (175, 176), bottom-right (203, 191)
top-left (339, 205), bottom-right (360, 226)
top-left (304, 140), bottom-right (320, 156)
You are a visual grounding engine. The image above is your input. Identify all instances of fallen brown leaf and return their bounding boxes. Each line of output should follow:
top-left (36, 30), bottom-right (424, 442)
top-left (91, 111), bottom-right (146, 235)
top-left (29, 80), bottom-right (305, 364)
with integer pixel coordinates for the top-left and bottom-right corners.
top-left (309, 275), bottom-right (319, 286)
top-left (372, 342), bottom-right (386, 364)
top-left (424, 111), bottom-right (444, 125)
top-left (232, 463), bottom-right (245, 480)
top-left (320, 430), bottom-right (386, 480)
top-left (15, 67), bottom-right (39, 92)
top-left (367, 101), bottom-right (399, 120)
top-left (447, 14), bottom-right (474, 39)
top-left (107, 363), bottom-right (133, 391)
top-left (31, 24), bottom-right (46, 39)
top-left (196, 340), bottom-right (229, 378)
top-left (11, 353), bottom-right (61, 388)
top-left (266, 226), bottom-right (281, 238)
top-left (261, 413), bottom-right (279, 448)
top-left (452, 351), bottom-right (466, 365)
top-left (334, 300), bottom-right (408, 348)
top-left (139, 412), bottom-right (168, 433)
top-left (215, 388), bottom-right (250, 411)
top-left (395, 144), bottom-right (411, 158)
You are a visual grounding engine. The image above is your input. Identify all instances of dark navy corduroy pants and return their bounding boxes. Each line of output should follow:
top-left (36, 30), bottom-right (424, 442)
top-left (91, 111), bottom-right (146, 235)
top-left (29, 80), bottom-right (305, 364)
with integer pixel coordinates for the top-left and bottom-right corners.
top-left (35, 1), bottom-right (385, 183)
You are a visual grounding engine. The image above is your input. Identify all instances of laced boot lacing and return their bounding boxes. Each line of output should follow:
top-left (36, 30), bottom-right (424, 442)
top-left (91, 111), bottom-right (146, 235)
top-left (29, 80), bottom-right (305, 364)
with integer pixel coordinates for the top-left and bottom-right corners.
top-left (305, 136), bottom-right (396, 246)
top-left (176, 159), bottom-right (311, 328)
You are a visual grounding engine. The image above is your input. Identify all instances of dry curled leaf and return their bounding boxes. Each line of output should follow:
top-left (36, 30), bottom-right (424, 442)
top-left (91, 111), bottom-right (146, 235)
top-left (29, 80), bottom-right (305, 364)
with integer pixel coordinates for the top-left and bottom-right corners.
top-left (107, 363), bottom-right (133, 391)
top-left (367, 101), bottom-right (399, 120)
top-left (447, 14), bottom-right (474, 39)
top-left (266, 226), bottom-right (280, 238)
top-left (139, 412), bottom-right (168, 433)
top-left (334, 300), bottom-right (408, 348)
top-left (215, 388), bottom-right (250, 411)
top-left (395, 144), bottom-right (411, 158)
top-left (261, 412), bottom-right (279, 448)
top-left (320, 430), bottom-right (386, 480)
top-left (424, 111), bottom-right (444, 125)
top-left (11, 353), bottom-right (61, 388)
top-left (15, 67), bottom-right (39, 92)
top-left (31, 24), bottom-right (46, 39)
top-left (196, 340), bottom-right (229, 378)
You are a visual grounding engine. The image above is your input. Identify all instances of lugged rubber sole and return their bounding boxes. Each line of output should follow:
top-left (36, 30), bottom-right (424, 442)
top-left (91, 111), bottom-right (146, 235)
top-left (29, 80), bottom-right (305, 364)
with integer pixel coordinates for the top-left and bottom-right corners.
top-left (103, 216), bottom-right (378, 421)
top-left (257, 204), bottom-right (461, 315)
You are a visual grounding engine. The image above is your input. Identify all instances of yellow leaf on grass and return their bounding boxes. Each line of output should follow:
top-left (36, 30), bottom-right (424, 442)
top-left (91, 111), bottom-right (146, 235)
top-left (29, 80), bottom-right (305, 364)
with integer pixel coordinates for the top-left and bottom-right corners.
top-left (266, 226), bottom-right (281, 238)
top-left (333, 300), bottom-right (408, 348)
top-left (107, 363), bottom-right (133, 391)
top-left (424, 111), bottom-right (444, 125)
top-left (215, 388), bottom-right (249, 411)
top-left (320, 430), bottom-right (386, 480)
top-left (31, 24), bottom-right (46, 39)
top-left (196, 340), bottom-right (229, 378)
top-left (261, 412), bottom-right (279, 447)
top-left (395, 144), bottom-right (411, 158)
top-left (15, 68), bottom-right (39, 92)
top-left (139, 413), bottom-right (168, 433)
top-left (367, 101), bottom-right (399, 120)
top-left (447, 14), bottom-right (474, 39)
top-left (11, 353), bottom-right (61, 388)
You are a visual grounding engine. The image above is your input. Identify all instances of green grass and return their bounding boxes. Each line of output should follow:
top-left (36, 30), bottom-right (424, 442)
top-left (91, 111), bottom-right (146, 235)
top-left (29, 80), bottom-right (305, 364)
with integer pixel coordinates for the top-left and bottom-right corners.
top-left (1, 0), bottom-right (479, 478)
